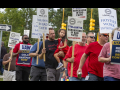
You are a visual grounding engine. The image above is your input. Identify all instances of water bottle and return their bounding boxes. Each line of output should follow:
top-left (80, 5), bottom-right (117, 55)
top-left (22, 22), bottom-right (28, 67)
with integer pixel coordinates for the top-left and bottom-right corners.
top-left (78, 72), bottom-right (82, 79)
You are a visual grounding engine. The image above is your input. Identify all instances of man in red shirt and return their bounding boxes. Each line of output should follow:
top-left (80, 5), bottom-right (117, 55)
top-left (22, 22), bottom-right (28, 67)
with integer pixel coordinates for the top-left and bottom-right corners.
top-left (77, 33), bottom-right (109, 81)
top-left (13, 35), bottom-right (32, 81)
top-left (63, 32), bottom-right (88, 81)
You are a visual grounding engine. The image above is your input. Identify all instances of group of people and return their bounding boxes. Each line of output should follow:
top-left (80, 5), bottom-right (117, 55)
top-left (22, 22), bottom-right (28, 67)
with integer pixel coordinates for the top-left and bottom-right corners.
top-left (1, 27), bottom-right (120, 81)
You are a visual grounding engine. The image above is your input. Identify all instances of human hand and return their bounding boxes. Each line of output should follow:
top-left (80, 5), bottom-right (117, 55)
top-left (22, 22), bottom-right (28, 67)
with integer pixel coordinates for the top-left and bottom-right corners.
top-left (35, 50), bottom-right (39, 55)
top-left (107, 56), bottom-right (111, 62)
top-left (77, 68), bottom-right (82, 77)
top-left (58, 46), bottom-right (62, 49)
top-left (8, 58), bottom-right (12, 62)
top-left (42, 48), bottom-right (46, 54)
top-left (62, 71), bottom-right (66, 79)
top-left (18, 50), bottom-right (22, 54)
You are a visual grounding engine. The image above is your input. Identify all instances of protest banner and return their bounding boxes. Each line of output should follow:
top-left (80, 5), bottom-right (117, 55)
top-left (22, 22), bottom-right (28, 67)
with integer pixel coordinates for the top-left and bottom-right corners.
top-left (111, 31), bottom-right (120, 64)
top-left (17, 44), bottom-right (33, 65)
top-left (8, 31), bottom-right (20, 71)
top-left (72, 8), bottom-right (87, 20)
top-left (67, 16), bottom-right (83, 77)
top-left (37, 8), bottom-right (49, 62)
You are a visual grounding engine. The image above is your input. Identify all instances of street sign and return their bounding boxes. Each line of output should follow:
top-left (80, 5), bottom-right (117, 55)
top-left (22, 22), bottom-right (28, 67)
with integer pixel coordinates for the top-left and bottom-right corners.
top-left (67, 16), bottom-right (83, 42)
top-left (0, 24), bottom-right (12, 31)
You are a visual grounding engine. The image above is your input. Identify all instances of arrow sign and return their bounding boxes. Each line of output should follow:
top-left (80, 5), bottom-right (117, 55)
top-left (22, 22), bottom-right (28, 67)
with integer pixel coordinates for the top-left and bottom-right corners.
top-left (0, 24), bottom-right (12, 31)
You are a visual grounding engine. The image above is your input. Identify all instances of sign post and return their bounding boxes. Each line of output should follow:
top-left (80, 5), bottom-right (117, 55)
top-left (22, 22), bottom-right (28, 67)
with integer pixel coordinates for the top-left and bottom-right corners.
top-left (37, 8), bottom-right (49, 62)
top-left (67, 16), bottom-right (83, 77)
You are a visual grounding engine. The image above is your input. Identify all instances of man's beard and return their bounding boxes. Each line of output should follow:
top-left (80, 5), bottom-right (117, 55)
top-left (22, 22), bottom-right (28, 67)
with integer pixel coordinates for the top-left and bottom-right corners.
top-left (23, 40), bottom-right (28, 44)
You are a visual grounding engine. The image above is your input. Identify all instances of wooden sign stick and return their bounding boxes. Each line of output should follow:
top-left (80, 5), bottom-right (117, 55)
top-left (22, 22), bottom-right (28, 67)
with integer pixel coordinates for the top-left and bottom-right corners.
top-left (36, 38), bottom-right (40, 64)
top-left (8, 48), bottom-right (13, 71)
top-left (109, 33), bottom-right (112, 56)
top-left (43, 33), bottom-right (45, 62)
top-left (70, 41), bottom-right (75, 77)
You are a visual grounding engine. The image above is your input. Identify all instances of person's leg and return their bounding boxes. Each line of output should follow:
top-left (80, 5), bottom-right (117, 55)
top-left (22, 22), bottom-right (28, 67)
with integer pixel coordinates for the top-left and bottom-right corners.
top-left (30, 66), bottom-right (40, 81)
top-left (22, 67), bottom-right (31, 81)
top-left (0, 59), bottom-right (4, 74)
top-left (40, 68), bottom-right (47, 81)
top-left (16, 65), bottom-right (23, 81)
top-left (11, 71), bottom-right (16, 81)
top-left (88, 73), bottom-right (99, 81)
top-left (55, 68), bottom-right (60, 81)
top-left (3, 70), bottom-right (11, 81)
top-left (54, 53), bottom-right (61, 63)
top-left (46, 68), bottom-right (55, 81)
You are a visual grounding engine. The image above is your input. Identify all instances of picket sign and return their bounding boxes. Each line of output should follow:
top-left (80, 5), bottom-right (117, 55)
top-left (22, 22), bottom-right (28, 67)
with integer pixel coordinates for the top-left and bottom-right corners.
top-left (8, 32), bottom-right (20, 71)
top-left (37, 8), bottom-right (49, 63)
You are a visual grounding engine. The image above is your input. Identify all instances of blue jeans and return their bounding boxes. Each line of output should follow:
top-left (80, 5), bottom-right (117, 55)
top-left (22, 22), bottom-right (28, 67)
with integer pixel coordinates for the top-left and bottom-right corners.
top-left (104, 76), bottom-right (120, 81)
top-left (0, 59), bottom-right (4, 74)
top-left (69, 77), bottom-right (86, 81)
top-left (88, 73), bottom-right (103, 81)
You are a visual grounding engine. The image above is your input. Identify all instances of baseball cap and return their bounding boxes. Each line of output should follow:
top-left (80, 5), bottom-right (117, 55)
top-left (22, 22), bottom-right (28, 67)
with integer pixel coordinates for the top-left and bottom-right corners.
top-left (9, 47), bottom-right (12, 50)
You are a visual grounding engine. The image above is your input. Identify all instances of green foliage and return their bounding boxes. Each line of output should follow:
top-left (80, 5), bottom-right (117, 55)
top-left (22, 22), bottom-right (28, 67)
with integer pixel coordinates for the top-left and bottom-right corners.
top-left (1, 8), bottom-right (120, 52)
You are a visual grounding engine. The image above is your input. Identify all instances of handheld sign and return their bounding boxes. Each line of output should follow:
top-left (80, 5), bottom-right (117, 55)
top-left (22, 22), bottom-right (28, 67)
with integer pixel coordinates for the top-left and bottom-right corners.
top-left (37, 8), bottom-right (49, 62)
top-left (67, 16), bottom-right (83, 77)
top-left (8, 32), bottom-right (20, 48)
top-left (72, 8), bottom-right (87, 20)
top-left (17, 44), bottom-right (33, 65)
top-left (8, 31), bottom-right (20, 71)
top-left (98, 8), bottom-right (118, 33)
top-left (67, 16), bottom-right (83, 42)
top-left (31, 15), bottom-right (42, 39)
top-left (111, 31), bottom-right (120, 64)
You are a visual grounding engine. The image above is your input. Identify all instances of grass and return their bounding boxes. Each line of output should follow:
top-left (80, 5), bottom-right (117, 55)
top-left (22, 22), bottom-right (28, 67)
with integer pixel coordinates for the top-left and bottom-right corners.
top-left (0, 78), bottom-right (3, 81)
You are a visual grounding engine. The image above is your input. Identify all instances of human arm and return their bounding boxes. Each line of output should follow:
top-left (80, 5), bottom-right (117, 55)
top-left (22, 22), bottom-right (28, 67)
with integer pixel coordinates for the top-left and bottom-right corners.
top-left (13, 50), bottom-right (22, 57)
top-left (77, 53), bottom-right (88, 75)
top-left (98, 43), bottom-right (111, 63)
top-left (58, 40), bottom-right (67, 49)
top-left (2, 55), bottom-right (12, 65)
top-left (98, 57), bottom-right (111, 63)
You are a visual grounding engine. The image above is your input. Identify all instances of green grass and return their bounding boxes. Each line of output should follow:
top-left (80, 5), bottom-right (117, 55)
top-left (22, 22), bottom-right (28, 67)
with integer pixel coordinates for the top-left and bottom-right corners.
top-left (0, 78), bottom-right (3, 81)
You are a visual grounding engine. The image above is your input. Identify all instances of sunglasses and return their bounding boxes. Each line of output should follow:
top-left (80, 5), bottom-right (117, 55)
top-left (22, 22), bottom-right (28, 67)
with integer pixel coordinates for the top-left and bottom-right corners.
top-left (24, 38), bottom-right (29, 39)
top-left (88, 36), bottom-right (95, 39)
top-left (101, 34), bottom-right (109, 37)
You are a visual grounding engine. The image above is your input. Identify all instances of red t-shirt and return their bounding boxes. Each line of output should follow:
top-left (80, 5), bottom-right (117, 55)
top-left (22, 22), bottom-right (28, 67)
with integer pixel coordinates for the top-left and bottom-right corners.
top-left (13, 42), bottom-right (32, 67)
top-left (63, 44), bottom-right (88, 78)
top-left (85, 41), bottom-right (104, 77)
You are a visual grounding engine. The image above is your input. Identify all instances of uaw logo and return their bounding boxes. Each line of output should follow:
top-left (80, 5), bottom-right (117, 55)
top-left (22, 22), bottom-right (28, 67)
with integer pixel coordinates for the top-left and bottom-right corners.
top-left (39, 9), bottom-right (47, 17)
top-left (69, 18), bottom-right (76, 25)
top-left (105, 9), bottom-right (111, 14)
top-left (11, 33), bottom-right (19, 37)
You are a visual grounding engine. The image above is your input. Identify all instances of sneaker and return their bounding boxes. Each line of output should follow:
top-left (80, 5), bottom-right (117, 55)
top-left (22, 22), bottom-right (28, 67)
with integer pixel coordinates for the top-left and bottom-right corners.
top-left (56, 63), bottom-right (63, 70)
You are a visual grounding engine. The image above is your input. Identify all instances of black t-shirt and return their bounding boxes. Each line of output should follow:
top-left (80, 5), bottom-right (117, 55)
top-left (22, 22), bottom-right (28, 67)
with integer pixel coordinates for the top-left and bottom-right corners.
top-left (39, 40), bottom-right (61, 69)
